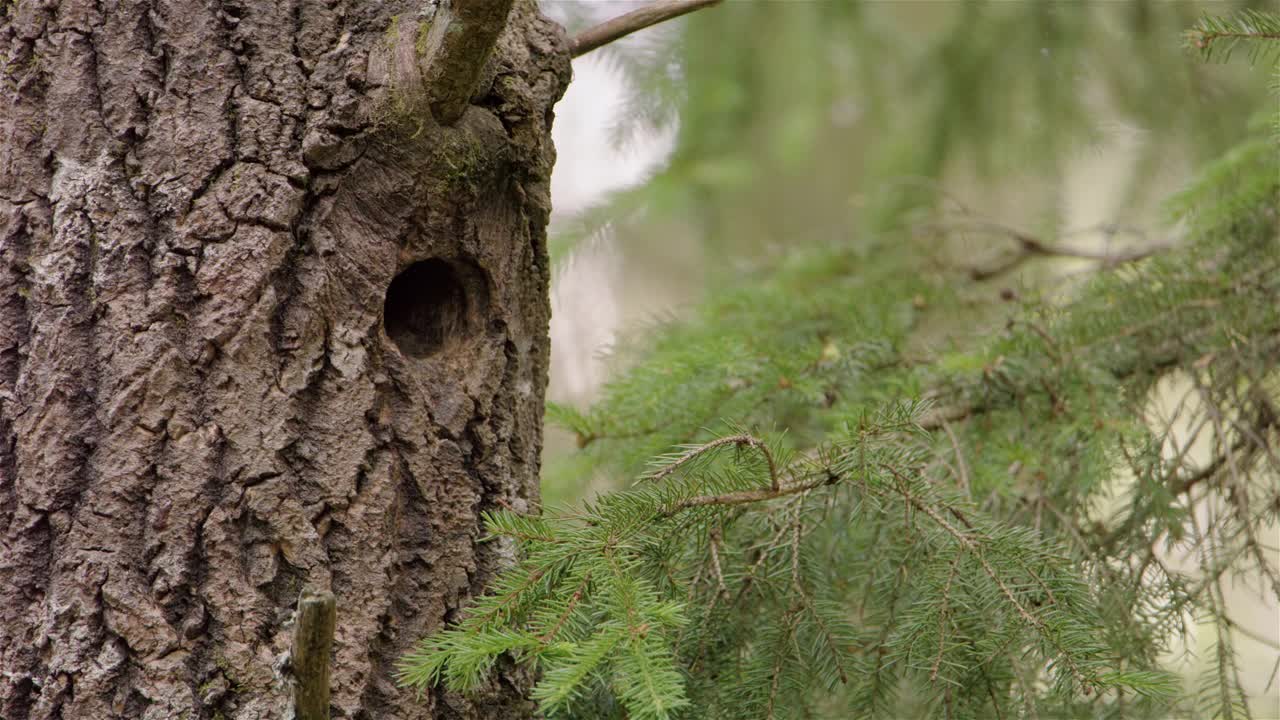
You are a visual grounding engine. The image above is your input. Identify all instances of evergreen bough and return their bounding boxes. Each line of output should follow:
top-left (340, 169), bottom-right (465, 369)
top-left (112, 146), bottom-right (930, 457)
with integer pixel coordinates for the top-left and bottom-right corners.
top-left (402, 7), bottom-right (1280, 719)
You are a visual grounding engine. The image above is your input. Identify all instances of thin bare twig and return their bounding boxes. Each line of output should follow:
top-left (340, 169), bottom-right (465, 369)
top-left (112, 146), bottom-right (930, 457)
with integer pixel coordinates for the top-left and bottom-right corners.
top-left (571, 0), bottom-right (722, 58)
top-left (941, 421), bottom-right (971, 498)
top-left (789, 498), bottom-right (805, 588)
top-left (708, 526), bottom-right (728, 597)
top-left (920, 219), bottom-right (1171, 280)
top-left (1224, 614), bottom-right (1280, 651)
top-left (931, 553), bottom-right (964, 684)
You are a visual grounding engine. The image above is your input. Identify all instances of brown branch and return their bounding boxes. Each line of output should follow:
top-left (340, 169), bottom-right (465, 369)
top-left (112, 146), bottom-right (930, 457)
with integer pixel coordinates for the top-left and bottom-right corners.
top-left (973, 238), bottom-right (1169, 281)
top-left (920, 220), bottom-right (1171, 281)
top-left (919, 404), bottom-right (975, 431)
top-left (708, 526), bottom-right (729, 597)
top-left (570, 0), bottom-right (722, 58)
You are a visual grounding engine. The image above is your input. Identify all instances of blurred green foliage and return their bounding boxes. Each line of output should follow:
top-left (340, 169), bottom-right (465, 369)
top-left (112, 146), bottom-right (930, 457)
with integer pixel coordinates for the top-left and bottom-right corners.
top-left (552, 0), bottom-right (1267, 269)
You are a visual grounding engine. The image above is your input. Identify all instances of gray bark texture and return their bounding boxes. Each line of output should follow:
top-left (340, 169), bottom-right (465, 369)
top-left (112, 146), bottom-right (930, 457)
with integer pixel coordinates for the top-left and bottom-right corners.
top-left (0, 0), bottom-right (570, 717)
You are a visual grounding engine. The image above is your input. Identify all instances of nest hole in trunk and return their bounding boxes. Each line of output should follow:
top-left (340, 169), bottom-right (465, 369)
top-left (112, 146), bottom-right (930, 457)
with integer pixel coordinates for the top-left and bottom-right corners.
top-left (383, 258), bottom-right (477, 358)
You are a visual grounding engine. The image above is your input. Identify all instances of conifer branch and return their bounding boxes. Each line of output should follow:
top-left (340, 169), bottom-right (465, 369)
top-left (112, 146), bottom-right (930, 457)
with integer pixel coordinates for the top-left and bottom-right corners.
top-left (877, 465), bottom-right (1090, 690)
top-left (1100, 420), bottom-right (1271, 553)
top-left (766, 607), bottom-right (799, 720)
top-left (473, 567), bottom-right (547, 626)
top-left (1193, 378), bottom-right (1280, 602)
top-left (731, 522), bottom-right (792, 607)
top-left (649, 433), bottom-right (782, 490)
top-left (660, 476), bottom-right (829, 516)
top-left (930, 553), bottom-right (964, 684)
top-left (541, 572), bottom-right (592, 643)
top-left (1192, 26), bottom-right (1280, 46)
top-left (1186, 9), bottom-right (1280, 62)
top-left (570, 0), bottom-right (723, 58)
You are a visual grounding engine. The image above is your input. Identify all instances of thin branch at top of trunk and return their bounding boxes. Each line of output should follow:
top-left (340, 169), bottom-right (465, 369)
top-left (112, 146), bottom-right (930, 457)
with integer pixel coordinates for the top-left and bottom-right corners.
top-left (421, 0), bottom-right (516, 125)
top-left (571, 0), bottom-right (722, 58)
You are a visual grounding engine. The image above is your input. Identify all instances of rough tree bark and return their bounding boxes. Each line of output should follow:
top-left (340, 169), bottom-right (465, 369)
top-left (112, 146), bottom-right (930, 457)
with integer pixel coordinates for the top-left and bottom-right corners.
top-left (0, 0), bottom-right (570, 717)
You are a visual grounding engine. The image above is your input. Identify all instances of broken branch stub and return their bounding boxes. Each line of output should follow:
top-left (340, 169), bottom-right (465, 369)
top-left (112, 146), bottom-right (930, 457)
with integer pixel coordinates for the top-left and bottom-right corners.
top-left (420, 0), bottom-right (516, 125)
top-left (292, 589), bottom-right (337, 720)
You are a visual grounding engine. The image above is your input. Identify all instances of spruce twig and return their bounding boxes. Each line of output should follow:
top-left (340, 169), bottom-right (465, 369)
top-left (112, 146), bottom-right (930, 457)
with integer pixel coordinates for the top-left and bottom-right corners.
top-left (1186, 9), bottom-right (1280, 62)
top-left (649, 433), bottom-right (782, 491)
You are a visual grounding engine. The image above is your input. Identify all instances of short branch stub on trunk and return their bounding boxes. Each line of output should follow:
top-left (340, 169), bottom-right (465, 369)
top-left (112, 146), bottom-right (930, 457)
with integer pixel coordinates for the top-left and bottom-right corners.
top-left (420, 0), bottom-right (516, 125)
top-left (292, 589), bottom-right (337, 720)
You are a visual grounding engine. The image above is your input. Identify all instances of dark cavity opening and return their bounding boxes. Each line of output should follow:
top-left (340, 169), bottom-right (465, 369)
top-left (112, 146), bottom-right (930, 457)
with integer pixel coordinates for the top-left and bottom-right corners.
top-left (383, 259), bottom-right (470, 358)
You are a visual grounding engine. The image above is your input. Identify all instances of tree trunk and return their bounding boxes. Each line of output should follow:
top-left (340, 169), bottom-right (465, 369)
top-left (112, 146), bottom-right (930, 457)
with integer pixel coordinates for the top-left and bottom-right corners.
top-left (0, 0), bottom-right (570, 717)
